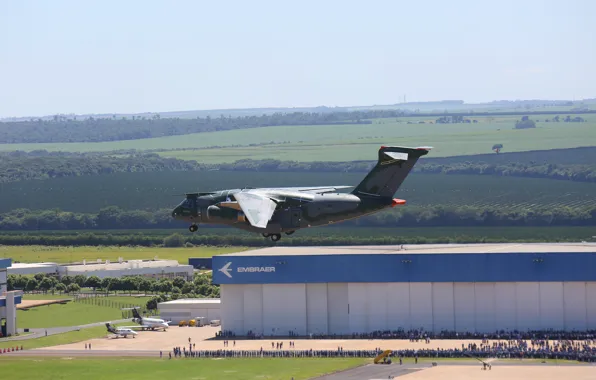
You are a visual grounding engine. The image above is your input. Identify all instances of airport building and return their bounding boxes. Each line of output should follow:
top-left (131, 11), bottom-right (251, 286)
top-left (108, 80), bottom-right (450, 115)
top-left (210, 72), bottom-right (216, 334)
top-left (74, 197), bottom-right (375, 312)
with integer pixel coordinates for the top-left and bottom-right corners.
top-left (212, 243), bottom-right (596, 336)
top-left (8, 259), bottom-right (194, 280)
top-left (157, 298), bottom-right (221, 324)
top-left (1, 258), bottom-right (22, 337)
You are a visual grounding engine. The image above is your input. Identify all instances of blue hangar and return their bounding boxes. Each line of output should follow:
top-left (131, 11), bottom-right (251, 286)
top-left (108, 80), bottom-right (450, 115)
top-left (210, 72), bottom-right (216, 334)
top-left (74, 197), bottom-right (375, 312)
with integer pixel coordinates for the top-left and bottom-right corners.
top-left (1, 258), bottom-right (22, 338)
top-left (211, 243), bottom-right (596, 336)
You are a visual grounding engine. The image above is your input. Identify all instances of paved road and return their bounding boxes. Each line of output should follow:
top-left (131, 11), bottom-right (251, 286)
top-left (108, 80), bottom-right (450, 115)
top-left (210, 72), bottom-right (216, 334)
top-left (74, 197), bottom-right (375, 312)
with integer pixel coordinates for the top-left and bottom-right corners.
top-left (311, 363), bottom-right (433, 380)
top-left (3, 319), bottom-right (130, 342)
top-left (310, 360), bottom-right (595, 380)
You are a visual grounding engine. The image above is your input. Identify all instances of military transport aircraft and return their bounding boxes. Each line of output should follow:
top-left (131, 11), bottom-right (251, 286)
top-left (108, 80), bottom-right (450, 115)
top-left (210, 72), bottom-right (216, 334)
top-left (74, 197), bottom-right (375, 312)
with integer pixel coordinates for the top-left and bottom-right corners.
top-left (171, 145), bottom-right (431, 241)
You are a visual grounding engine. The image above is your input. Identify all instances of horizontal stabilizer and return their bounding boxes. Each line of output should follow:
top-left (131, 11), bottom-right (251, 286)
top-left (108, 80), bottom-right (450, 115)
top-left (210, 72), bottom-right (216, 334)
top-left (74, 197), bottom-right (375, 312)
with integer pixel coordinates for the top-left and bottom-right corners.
top-left (384, 151), bottom-right (409, 161)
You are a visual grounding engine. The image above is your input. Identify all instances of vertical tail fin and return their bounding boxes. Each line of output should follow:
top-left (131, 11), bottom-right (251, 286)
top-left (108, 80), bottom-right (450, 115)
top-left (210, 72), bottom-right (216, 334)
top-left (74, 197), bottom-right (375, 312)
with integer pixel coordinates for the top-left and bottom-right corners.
top-left (131, 308), bottom-right (141, 320)
top-left (352, 146), bottom-right (431, 198)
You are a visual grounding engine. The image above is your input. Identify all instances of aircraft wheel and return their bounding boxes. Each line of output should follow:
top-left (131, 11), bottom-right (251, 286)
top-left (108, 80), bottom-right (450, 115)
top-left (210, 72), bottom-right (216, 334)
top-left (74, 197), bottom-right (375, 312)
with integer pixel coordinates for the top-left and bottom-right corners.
top-left (270, 234), bottom-right (281, 242)
top-left (262, 233), bottom-right (270, 238)
top-left (189, 224), bottom-right (198, 233)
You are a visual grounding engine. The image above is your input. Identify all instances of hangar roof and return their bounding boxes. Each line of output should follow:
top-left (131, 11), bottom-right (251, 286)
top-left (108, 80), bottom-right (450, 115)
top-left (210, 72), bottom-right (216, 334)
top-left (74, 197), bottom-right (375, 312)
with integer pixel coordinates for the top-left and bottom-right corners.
top-left (220, 243), bottom-right (596, 257)
top-left (0, 258), bottom-right (12, 269)
top-left (159, 298), bottom-right (221, 305)
top-left (9, 262), bottom-right (57, 268)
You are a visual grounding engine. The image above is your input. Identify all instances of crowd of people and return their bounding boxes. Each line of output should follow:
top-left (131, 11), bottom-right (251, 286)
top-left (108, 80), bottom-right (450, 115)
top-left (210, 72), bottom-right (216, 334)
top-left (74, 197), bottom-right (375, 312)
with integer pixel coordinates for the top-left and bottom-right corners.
top-left (172, 329), bottom-right (596, 363)
top-left (297, 329), bottom-right (596, 341)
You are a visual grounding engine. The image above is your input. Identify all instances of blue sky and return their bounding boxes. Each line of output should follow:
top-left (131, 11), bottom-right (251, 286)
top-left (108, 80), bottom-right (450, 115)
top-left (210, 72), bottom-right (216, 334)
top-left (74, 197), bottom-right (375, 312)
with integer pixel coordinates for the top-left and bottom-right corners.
top-left (0, 0), bottom-right (594, 117)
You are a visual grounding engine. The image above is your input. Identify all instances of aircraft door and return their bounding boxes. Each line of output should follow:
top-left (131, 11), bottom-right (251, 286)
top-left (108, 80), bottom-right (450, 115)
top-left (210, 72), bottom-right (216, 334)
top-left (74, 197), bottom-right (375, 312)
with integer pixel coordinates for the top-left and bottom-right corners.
top-left (290, 208), bottom-right (302, 228)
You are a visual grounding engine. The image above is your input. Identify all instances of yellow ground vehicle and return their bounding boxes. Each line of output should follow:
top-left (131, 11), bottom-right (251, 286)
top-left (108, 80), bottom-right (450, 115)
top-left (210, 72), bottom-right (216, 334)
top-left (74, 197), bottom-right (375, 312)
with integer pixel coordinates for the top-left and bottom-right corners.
top-left (178, 320), bottom-right (188, 327)
top-left (374, 350), bottom-right (393, 364)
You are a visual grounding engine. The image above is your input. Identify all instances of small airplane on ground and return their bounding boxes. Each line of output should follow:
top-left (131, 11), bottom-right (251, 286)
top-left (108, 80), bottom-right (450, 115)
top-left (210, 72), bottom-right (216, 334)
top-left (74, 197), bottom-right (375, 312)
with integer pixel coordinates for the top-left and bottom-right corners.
top-left (105, 323), bottom-right (138, 338)
top-left (125, 307), bottom-right (171, 331)
top-left (171, 145), bottom-right (431, 241)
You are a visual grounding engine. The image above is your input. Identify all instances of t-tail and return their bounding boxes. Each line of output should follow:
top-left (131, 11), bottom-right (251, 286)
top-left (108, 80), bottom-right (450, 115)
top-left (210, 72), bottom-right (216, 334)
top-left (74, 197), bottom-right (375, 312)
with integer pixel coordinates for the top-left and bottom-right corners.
top-left (106, 323), bottom-right (117, 334)
top-left (352, 145), bottom-right (432, 198)
top-left (131, 308), bottom-right (142, 320)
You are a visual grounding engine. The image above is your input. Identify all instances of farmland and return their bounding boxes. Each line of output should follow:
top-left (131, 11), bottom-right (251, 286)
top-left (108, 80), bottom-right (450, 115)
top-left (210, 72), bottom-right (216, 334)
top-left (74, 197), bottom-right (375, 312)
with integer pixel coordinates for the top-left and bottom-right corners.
top-left (1, 118), bottom-right (595, 163)
top-left (0, 245), bottom-right (245, 264)
top-left (2, 171), bottom-right (596, 213)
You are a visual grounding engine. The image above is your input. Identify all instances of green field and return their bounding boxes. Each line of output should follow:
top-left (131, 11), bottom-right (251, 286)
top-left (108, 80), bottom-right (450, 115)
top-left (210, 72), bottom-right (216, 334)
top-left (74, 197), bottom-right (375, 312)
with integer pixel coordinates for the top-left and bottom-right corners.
top-left (5, 226), bottom-right (594, 240)
top-left (1, 119), bottom-right (595, 163)
top-left (0, 323), bottom-right (129, 351)
top-left (0, 357), bottom-right (368, 380)
top-left (2, 171), bottom-right (595, 213)
top-left (1, 245), bottom-right (246, 264)
top-left (16, 297), bottom-right (148, 328)
top-left (156, 120), bottom-right (596, 163)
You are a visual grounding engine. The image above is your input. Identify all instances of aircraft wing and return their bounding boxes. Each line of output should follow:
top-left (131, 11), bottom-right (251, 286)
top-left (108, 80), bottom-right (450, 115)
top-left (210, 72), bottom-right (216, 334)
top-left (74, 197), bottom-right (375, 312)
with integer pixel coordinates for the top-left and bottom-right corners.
top-left (234, 191), bottom-right (278, 229)
top-left (118, 325), bottom-right (145, 330)
top-left (268, 186), bottom-right (354, 194)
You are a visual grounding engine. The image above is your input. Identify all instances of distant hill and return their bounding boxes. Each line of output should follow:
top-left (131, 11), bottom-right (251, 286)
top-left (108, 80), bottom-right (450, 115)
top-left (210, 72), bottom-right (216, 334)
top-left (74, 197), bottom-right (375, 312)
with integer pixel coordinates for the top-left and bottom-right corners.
top-left (2, 98), bottom-right (592, 122)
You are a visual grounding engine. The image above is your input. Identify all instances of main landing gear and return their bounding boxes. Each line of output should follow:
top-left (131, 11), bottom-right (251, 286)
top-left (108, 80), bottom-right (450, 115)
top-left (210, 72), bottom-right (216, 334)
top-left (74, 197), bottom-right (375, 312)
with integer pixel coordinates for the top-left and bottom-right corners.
top-left (262, 233), bottom-right (281, 242)
top-left (189, 224), bottom-right (198, 233)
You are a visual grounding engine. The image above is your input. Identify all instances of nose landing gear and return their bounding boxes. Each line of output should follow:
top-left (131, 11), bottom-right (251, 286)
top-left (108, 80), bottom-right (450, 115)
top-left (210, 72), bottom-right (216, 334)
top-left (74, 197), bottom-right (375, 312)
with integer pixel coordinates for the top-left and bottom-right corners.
top-left (189, 224), bottom-right (198, 233)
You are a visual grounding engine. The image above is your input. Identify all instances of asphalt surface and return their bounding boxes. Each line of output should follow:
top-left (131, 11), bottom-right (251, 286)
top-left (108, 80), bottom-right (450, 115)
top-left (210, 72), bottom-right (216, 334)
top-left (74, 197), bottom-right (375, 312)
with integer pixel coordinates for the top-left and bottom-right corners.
top-left (3, 319), bottom-right (130, 342)
top-left (311, 363), bottom-right (433, 380)
top-left (310, 360), bottom-right (596, 380)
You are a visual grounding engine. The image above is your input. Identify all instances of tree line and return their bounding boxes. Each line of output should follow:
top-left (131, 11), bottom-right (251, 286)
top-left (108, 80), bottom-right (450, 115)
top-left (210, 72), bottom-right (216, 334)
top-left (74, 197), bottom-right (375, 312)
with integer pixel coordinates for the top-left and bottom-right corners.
top-left (0, 151), bottom-right (206, 183)
top-left (219, 159), bottom-right (596, 183)
top-left (1, 205), bottom-right (594, 234)
top-left (7, 271), bottom-right (219, 311)
top-left (2, 150), bottom-right (596, 184)
top-left (0, 228), bottom-right (589, 248)
top-left (0, 111), bottom-right (382, 144)
top-left (4, 109), bottom-right (595, 144)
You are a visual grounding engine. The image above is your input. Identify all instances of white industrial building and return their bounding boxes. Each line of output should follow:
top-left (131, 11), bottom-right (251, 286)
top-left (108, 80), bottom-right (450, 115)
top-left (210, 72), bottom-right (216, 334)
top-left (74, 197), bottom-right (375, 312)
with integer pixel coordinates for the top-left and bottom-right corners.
top-left (158, 298), bottom-right (221, 324)
top-left (8, 259), bottom-right (193, 280)
top-left (211, 243), bottom-right (596, 336)
top-left (1, 258), bottom-right (22, 337)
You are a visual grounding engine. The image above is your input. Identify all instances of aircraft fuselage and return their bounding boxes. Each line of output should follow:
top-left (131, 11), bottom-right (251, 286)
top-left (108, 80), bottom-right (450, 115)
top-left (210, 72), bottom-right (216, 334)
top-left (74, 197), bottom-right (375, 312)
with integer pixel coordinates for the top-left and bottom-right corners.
top-left (172, 188), bottom-right (394, 234)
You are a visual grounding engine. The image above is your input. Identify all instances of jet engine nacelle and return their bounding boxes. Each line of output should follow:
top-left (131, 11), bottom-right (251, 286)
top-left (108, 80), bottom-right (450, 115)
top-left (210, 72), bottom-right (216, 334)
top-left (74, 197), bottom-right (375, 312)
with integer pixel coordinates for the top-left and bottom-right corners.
top-left (206, 205), bottom-right (247, 224)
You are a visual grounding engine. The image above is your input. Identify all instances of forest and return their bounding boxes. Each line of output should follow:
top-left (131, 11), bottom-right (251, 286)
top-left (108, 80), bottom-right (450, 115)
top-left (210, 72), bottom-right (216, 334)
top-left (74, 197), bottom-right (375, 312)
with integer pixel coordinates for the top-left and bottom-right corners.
top-left (7, 271), bottom-right (220, 311)
top-left (2, 148), bottom-right (595, 184)
top-left (1, 204), bottom-right (594, 232)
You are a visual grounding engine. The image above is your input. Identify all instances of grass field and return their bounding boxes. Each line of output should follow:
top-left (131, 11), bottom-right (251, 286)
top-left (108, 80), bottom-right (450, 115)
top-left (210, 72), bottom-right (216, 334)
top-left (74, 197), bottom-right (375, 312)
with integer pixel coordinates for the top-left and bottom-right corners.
top-left (155, 120), bottom-right (596, 163)
top-left (0, 357), bottom-right (368, 380)
top-left (6, 226), bottom-right (596, 240)
top-left (16, 297), bottom-right (147, 328)
top-left (1, 118), bottom-right (594, 162)
top-left (2, 171), bottom-right (595, 213)
top-left (0, 324), bottom-right (130, 351)
top-left (1, 245), bottom-right (246, 264)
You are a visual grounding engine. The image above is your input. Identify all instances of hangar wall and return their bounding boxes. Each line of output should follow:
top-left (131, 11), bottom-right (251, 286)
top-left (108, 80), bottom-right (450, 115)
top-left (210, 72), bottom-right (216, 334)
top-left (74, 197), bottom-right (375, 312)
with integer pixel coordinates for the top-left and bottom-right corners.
top-left (221, 281), bottom-right (596, 336)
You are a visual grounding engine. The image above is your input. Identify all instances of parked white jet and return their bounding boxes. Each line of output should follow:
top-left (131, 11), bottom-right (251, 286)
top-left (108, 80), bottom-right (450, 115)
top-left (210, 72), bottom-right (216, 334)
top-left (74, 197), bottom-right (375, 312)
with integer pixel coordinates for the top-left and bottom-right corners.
top-left (106, 323), bottom-right (138, 338)
top-left (125, 307), bottom-right (171, 331)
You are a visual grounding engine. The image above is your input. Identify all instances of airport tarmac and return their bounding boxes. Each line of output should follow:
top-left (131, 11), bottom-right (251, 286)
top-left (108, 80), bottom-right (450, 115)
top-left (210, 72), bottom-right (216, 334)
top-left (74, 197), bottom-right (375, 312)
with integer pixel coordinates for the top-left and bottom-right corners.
top-left (28, 326), bottom-right (596, 352)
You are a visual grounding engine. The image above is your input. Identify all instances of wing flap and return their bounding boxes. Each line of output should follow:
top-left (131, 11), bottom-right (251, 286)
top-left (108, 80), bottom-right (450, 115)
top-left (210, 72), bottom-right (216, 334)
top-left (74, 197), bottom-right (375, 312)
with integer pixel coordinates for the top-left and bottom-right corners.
top-left (234, 191), bottom-right (277, 229)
